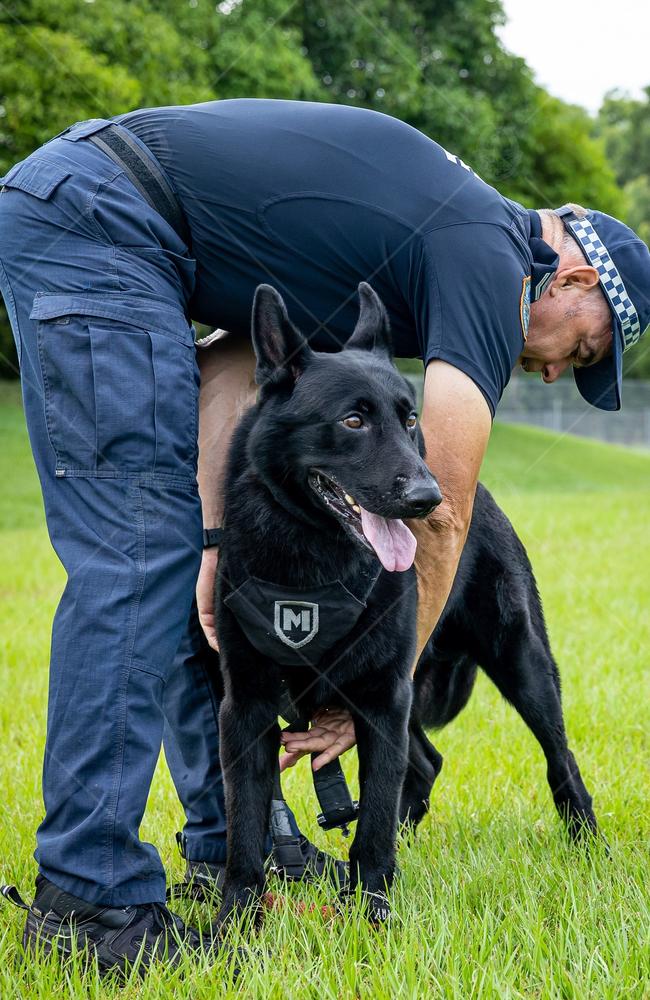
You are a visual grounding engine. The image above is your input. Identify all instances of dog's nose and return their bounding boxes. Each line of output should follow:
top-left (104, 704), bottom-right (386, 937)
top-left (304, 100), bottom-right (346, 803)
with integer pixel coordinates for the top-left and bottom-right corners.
top-left (402, 481), bottom-right (442, 517)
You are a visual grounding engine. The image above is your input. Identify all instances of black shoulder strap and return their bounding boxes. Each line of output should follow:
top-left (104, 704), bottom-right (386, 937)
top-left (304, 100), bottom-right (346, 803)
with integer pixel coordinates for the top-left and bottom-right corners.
top-left (0, 884), bottom-right (30, 910)
top-left (279, 682), bottom-right (359, 837)
top-left (312, 758), bottom-right (359, 836)
top-left (269, 767), bottom-right (307, 877)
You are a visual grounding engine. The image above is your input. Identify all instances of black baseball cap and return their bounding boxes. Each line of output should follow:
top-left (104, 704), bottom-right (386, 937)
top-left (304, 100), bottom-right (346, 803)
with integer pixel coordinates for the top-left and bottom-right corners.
top-left (555, 206), bottom-right (650, 410)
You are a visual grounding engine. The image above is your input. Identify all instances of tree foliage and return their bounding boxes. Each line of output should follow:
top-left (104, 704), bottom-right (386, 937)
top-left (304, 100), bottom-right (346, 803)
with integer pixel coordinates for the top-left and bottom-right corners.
top-left (597, 88), bottom-right (650, 378)
top-left (0, 0), bottom-right (628, 375)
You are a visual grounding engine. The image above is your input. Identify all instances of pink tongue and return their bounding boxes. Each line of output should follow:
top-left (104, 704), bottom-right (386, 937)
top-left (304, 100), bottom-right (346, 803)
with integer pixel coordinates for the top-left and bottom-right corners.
top-left (359, 507), bottom-right (417, 572)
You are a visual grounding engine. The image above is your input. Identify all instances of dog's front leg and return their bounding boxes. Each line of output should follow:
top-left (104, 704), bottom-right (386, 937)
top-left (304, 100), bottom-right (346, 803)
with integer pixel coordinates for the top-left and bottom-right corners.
top-left (217, 684), bottom-right (280, 928)
top-left (347, 679), bottom-right (412, 922)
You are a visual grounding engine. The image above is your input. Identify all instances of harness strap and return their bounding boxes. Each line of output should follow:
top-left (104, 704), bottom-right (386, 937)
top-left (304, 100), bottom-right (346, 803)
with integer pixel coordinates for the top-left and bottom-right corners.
top-left (165, 832), bottom-right (189, 900)
top-left (279, 684), bottom-right (359, 837)
top-left (313, 758), bottom-right (359, 836)
top-left (269, 768), bottom-right (305, 876)
top-left (175, 829), bottom-right (188, 860)
top-left (0, 884), bottom-right (30, 910)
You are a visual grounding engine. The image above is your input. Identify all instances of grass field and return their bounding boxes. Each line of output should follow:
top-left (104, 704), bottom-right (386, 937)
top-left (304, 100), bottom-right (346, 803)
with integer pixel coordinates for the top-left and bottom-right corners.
top-left (0, 380), bottom-right (648, 999)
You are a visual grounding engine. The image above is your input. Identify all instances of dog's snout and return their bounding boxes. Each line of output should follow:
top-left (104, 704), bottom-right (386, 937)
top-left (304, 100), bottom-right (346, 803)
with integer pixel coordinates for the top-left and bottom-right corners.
top-left (402, 480), bottom-right (442, 517)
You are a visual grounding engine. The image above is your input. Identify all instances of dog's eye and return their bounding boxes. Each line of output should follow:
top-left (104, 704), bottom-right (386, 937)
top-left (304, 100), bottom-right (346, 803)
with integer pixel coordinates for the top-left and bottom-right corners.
top-left (341, 413), bottom-right (364, 429)
top-left (406, 413), bottom-right (417, 429)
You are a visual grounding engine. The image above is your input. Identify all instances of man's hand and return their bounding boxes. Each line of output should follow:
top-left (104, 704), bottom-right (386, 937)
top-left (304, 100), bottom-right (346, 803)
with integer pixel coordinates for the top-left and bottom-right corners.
top-left (196, 547), bottom-right (220, 651)
top-left (279, 708), bottom-right (356, 772)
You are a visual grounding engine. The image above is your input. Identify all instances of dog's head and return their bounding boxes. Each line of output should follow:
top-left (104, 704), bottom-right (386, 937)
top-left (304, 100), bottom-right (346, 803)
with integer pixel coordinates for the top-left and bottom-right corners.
top-left (248, 282), bottom-right (441, 572)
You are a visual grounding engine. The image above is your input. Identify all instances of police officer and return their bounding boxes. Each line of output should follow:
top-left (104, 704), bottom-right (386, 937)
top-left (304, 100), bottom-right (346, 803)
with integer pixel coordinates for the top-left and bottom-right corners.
top-left (0, 99), bottom-right (648, 972)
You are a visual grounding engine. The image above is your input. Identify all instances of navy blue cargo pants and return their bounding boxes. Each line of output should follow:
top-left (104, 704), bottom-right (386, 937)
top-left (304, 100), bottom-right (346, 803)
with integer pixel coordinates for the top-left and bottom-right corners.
top-left (0, 119), bottom-right (276, 906)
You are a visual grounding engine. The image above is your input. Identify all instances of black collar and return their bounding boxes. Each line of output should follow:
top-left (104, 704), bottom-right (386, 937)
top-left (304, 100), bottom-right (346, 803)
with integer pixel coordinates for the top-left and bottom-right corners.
top-left (527, 209), bottom-right (559, 301)
top-left (528, 208), bottom-right (543, 239)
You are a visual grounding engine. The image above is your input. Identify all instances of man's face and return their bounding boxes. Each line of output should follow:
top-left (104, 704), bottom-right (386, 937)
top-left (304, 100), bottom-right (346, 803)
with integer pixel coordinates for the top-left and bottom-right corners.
top-left (519, 271), bottom-right (612, 384)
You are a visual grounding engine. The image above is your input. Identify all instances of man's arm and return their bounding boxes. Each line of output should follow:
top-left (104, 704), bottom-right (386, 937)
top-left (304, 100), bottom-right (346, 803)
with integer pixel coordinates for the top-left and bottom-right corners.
top-left (410, 359), bottom-right (492, 663)
top-left (280, 359), bottom-right (492, 769)
top-left (195, 332), bottom-right (258, 650)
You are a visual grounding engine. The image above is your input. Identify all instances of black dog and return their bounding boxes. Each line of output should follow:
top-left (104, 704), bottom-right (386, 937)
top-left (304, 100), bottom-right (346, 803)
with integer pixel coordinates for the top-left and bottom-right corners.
top-left (402, 482), bottom-right (598, 841)
top-left (215, 282), bottom-right (441, 923)
top-left (214, 282), bottom-right (598, 925)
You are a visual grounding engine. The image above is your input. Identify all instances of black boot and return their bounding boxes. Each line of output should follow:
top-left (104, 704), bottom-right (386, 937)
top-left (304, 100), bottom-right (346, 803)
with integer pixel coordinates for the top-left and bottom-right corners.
top-left (270, 834), bottom-right (349, 889)
top-left (168, 857), bottom-right (226, 903)
top-left (2, 875), bottom-right (208, 977)
top-left (170, 826), bottom-right (348, 902)
top-left (168, 832), bottom-right (226, 903)
top-left (267, 797), bottom-right (349, 889)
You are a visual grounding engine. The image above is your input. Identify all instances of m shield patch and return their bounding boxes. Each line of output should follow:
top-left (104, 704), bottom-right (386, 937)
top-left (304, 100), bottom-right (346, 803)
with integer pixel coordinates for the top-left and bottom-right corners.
top-left (223, 575), bottom-right (376, 666)
top-left (520, 275), bottom-right (531, 340)
top-left (274, 601), bottom-right (319, 649)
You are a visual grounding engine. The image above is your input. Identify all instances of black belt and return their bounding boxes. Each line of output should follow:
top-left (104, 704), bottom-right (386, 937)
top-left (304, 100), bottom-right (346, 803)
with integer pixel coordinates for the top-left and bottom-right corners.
top-left (86, 124), bottom-right (191, 248)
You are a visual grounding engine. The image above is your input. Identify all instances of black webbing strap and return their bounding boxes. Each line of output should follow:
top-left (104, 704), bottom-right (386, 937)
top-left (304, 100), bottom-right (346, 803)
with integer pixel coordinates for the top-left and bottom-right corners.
top-left (312, 758), bottom-right (359, 835)
top-left (87, 124), bottom-right (191, 247)
top-left (278, 682), bottom-right (359, 837)
top-left (166, 831), bottom-right (189, 900)
top-left (0, 884), bottom-right (29, 910)
top-left (269, 767), bottom-right (305, 876)
top-left (175, 829), bottom-right (188, 860)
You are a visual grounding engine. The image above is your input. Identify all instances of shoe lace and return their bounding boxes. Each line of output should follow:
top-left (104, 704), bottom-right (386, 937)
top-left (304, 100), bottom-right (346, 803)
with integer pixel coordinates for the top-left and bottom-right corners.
top-left (300, 836), bottom-right (330, 867)
top-left (148, 902), bottom-right (179, 934)
top-left (130, 902), bottom-right (188, 951)
top-left (299, 837), bottom-right (348, 882)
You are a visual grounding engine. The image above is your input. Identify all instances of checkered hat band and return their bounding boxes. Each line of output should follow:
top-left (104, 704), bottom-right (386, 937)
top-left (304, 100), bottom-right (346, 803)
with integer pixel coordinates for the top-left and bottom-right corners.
top-left (568, 218), bottom-right (641, 351)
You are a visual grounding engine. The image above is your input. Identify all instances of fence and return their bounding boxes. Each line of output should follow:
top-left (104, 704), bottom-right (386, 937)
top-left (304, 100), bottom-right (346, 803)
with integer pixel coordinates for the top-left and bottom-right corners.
top-left (405, 373), bottom-right (650, 449)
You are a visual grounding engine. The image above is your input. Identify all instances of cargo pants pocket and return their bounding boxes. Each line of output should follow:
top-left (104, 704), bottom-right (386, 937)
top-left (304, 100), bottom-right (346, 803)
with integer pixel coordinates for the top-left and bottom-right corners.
top-left (0, 154), bottom-right (76, 369)
top-left (30, 293), bottom-right (199, 481)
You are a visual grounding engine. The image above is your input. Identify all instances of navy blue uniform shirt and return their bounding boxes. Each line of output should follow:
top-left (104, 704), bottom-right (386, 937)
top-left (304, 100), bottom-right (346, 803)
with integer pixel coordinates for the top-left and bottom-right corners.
top-left (118, 99), bottom-right (536, 416)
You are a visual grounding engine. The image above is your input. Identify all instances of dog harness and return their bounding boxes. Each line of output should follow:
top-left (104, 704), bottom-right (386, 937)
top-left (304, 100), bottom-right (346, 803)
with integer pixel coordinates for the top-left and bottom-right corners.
top-left (223, 566), bottom-right (381, 668)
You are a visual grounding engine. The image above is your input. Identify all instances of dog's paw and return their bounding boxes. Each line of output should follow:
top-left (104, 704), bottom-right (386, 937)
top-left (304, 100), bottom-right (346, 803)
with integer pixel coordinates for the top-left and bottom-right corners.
top-left (364, 890), bottom-right (391, 924)
top-left (337, 886), bottom-right (391, 924)
top-left (215, 885), bottom-right (265, 933)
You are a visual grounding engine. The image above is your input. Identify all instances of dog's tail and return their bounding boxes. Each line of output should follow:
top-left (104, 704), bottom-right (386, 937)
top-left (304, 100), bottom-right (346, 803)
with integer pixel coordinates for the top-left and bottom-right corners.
top-left (413, 645), bottom-right (478, 729)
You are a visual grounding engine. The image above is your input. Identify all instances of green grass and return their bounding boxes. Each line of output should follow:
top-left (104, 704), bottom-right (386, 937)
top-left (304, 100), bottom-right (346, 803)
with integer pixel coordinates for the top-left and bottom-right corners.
top-left (0, 382), bottom-right (648, 998)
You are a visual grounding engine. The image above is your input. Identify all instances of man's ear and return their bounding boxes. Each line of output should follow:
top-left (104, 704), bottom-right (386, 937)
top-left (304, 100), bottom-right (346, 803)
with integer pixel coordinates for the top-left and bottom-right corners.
top-left (344, 281), bottom-right (393, 357)
top-left (251, 284), bottom-right (312, 385)
top-left (553, 264), bottom-right (601, 293)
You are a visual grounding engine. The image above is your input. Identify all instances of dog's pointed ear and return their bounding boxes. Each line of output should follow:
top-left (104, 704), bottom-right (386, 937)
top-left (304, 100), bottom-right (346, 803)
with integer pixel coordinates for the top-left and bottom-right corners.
top-left (251, 284), bottom-right (312, 385)
top-left (345, 282), bottom-right (393, 357)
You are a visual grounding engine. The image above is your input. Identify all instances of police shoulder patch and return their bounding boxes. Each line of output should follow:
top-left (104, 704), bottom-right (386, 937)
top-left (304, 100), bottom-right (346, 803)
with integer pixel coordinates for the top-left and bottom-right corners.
top-left (520, 275), bottom-right (531, 340)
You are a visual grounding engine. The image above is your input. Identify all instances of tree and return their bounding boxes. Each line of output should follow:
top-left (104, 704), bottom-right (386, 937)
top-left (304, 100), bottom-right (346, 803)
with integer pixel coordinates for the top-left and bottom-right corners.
top-left (0, 25), bottom-right (140, 174)
top-left (509, 91), bottom-right (626, 215)
top-left (598, 87), bottom-right (650, 187)
top-left (597, 88), bottom-right (650, 378)
top-left (154, 0), bottom-right (322, 101)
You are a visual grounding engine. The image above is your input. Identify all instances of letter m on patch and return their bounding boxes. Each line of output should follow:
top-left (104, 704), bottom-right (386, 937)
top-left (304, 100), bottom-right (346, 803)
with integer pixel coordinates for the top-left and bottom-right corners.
top-left (274, 601), bottom-right (319, 649)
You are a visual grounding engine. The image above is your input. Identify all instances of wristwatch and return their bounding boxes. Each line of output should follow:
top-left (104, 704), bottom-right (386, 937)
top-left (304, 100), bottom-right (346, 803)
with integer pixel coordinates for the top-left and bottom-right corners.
top-left (202, 527), bottom-right (224, 549)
